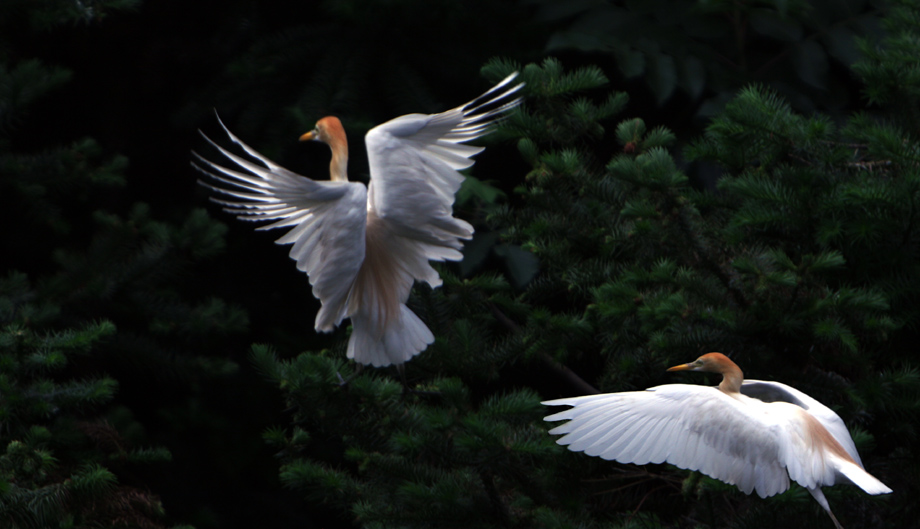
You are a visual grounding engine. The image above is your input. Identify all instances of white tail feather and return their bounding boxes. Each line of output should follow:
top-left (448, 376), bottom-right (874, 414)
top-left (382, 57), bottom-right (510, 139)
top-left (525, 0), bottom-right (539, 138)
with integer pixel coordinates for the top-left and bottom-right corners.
top-left (348, 305), bottom-right (434, 367)
top-left (835, 457), bottom-right (892, 495)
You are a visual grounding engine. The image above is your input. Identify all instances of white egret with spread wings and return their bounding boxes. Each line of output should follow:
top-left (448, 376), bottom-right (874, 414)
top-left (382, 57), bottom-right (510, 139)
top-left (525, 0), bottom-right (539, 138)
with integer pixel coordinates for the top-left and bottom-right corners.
top-left (193, 74), bottom-right (522, 367)
top-left (543, 353), bottom-right (891, 528)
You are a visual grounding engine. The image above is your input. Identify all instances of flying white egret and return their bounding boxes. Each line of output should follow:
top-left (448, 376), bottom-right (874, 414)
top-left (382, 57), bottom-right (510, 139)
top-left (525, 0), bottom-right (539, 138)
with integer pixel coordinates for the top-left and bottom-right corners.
top-left (192, 74), bottom-right (522, 367)
top-left (543, 353), bottom-right (891, 528)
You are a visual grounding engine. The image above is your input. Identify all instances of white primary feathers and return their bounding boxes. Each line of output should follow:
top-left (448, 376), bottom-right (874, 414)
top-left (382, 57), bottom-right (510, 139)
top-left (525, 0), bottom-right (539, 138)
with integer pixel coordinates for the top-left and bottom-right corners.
top-left (193, 74), bottom-right (523, 366)
top-left (543, 353), bottom-right (891, 529)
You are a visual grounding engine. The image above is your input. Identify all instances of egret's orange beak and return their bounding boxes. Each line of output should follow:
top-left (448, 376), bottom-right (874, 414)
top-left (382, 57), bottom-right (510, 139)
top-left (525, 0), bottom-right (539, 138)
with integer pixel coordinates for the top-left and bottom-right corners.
top-left (299, 131), bottom-right (316, 141)
top-left (666, 363), bottom-right (692, 372)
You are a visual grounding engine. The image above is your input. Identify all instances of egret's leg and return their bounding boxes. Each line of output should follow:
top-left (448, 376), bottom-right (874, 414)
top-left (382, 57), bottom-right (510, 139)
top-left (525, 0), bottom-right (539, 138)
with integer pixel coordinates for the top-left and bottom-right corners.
top-left (335, 363), bottom-right (362, 387)
top-left (807, 487), bottom-right (844, 529)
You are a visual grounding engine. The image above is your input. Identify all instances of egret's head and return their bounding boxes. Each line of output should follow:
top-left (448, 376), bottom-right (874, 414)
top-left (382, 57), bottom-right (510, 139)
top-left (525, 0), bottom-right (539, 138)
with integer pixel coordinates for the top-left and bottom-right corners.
top-left (667, 352), bottom-right (734, 374)
top-left (300, 116), bottom-right (347, 149)
top-left (300, 116), bottom-right (349, 181)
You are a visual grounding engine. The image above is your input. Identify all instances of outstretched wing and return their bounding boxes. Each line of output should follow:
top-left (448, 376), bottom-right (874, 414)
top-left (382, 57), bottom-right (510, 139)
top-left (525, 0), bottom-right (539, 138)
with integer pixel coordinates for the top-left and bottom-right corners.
top-left (192, 115), bottom-right (367, 332)
top-left (363, 73), bottom-right (523, 287)
top-left (544, 385), bottom-right (813, 498)
top-left (545, 385), bottom-right (892, 499)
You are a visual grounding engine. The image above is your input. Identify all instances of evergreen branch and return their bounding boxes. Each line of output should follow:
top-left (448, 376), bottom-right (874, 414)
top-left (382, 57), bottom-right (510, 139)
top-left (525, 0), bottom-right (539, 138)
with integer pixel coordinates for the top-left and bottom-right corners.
top-left (820, 140), bottom-right (869, 149)
top-left (479, 468), bottom-right (511, 526)
top-left (847, 160), bottom-right (893, 170)
top-left (630, 484), bottom-right (671, 519)
top-left (486, 302), bottom-right (599, 394)
top-left (902, 188), bottom-right (918, 249)
top-left (787, 152), bottom-right (814, 167)
top-left (538, 353), bottom-right (600, 395)
top-left (673, 193), bottom-right (750, 310)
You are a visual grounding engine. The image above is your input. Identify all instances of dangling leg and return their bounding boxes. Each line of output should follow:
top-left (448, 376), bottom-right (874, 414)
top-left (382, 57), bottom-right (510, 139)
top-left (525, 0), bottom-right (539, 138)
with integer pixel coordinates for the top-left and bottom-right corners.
top-left (807, 487), bottom-right (843, 529)
top-left (336, 362), bottom-right (362, 387)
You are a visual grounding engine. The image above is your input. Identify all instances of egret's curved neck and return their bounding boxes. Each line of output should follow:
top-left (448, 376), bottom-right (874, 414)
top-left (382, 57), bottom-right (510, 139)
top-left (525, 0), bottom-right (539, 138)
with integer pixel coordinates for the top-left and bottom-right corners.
top-left (329, 140), bottom-right (348, 182)
top-left (718, 363), bottom-right (744, 395)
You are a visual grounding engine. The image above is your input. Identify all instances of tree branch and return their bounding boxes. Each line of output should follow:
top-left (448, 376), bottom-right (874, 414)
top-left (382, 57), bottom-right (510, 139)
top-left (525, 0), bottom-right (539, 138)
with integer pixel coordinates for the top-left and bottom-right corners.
top-left (487, 302), bottom-right (599, 395)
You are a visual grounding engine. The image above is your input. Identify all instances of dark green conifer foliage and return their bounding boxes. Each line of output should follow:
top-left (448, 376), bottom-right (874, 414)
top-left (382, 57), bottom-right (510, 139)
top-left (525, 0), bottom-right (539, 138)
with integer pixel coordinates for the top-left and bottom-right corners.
top-left (0, 318), bottom-right (179, 528)
top-left (1, 1), bottom-right (237, 527)
top-left (852, 0), bottom-right (920, 127)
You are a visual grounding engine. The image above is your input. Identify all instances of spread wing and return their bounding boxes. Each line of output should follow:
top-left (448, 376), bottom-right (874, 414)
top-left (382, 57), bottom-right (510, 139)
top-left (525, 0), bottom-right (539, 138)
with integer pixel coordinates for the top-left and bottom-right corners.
top-left (192, 115), bottom-right (367, 332)
top-left (544, 385), bottom-right (819, 498)
top-left (362, 73), bottom-right (523, 287)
